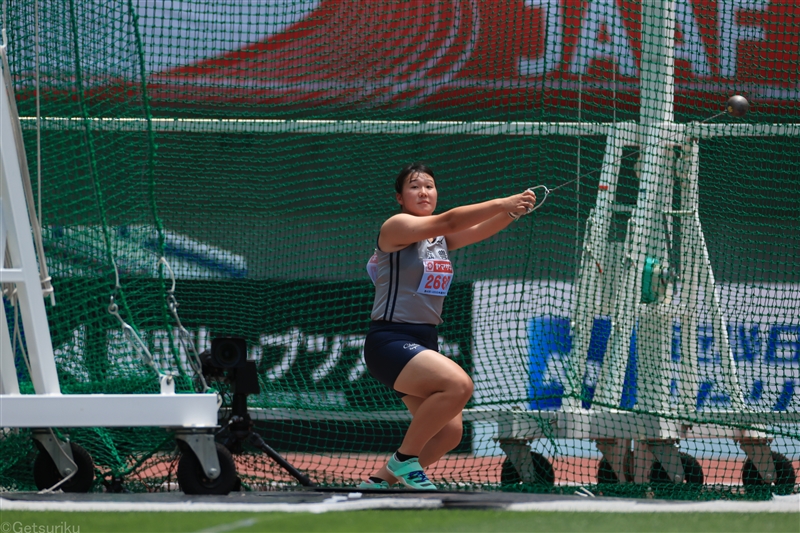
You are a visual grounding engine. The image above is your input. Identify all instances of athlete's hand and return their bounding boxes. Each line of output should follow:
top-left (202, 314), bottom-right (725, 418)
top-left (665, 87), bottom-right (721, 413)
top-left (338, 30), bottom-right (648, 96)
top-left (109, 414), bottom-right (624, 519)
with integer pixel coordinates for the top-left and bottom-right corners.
top-left (505, 189), bottom-right (537, 219)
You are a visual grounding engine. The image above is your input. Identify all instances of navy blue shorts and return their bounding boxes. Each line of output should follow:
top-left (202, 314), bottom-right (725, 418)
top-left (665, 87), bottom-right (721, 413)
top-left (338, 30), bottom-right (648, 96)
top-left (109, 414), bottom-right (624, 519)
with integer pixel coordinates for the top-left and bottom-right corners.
top-left (364, 320), bottom-right (439, 396)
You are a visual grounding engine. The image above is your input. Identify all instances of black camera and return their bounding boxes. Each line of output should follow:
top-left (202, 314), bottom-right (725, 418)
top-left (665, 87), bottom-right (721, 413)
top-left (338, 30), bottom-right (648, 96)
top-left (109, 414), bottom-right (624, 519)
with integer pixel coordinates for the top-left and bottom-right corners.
top-left (203, 337), bottom-right (247, 369)
top-left (201, 337), bottom-right (260, 396)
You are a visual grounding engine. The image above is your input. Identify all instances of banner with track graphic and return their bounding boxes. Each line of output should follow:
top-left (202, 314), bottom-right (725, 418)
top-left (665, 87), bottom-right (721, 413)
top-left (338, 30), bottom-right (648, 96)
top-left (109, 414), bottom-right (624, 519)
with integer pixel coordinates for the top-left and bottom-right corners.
top-left (20, 1), bottom-right (800, 112)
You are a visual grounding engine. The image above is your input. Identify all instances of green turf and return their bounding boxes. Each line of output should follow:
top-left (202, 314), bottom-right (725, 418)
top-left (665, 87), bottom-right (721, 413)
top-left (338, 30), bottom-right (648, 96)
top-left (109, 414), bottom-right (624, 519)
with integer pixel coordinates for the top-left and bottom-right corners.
top-left (0, 510), bottom-right (798, 533)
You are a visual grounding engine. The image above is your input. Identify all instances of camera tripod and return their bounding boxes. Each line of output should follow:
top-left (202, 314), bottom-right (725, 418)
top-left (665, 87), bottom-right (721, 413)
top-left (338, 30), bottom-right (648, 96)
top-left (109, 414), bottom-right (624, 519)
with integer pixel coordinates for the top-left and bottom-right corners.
top-left (203, 338), bottom-right (315, 488)
top-left (218, 391), bottom-right (316, 488)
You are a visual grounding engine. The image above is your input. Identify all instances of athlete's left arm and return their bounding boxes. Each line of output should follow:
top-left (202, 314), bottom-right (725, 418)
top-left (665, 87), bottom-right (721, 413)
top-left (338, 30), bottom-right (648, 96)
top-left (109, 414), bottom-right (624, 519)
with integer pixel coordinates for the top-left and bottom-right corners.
top-left (445, 212), bottom-right (516, 251)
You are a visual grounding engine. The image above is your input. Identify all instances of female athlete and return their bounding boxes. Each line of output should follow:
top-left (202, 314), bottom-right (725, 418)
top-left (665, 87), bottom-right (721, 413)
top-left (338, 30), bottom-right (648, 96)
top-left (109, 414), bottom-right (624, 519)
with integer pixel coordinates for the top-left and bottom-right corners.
top-left (359, 162), bottom-right (536, 490)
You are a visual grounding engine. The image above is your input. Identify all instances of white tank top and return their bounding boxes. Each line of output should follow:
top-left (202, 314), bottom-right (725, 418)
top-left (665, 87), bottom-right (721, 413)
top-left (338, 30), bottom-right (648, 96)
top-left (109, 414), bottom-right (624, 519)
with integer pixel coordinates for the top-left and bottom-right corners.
top-left (367, 236), bottom-right (453, 325)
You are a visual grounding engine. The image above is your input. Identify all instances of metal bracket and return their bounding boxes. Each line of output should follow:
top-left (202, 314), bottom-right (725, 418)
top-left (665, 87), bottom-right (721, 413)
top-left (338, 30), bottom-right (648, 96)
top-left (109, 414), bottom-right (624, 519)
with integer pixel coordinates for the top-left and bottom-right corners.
top-left (737, 438), bottom-right (776, 484)
top-left (175, 431), bottom-right (221, 480)
top-left (595, 438), bottom-right (632, 483)
top-left (159, 374), bottom-right (175, 395)
top-left (641, 440), bottom-right (684, 483)
top-left (498, 440), bottom-right (537, 483)
top-left (32, 429), bottom-right (77, 478)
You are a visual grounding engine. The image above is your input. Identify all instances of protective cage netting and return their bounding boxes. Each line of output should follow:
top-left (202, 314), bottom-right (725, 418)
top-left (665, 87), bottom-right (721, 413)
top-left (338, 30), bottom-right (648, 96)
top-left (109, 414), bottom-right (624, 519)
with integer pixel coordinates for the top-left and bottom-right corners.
top-left (1, 0), bottom-right (798, 498)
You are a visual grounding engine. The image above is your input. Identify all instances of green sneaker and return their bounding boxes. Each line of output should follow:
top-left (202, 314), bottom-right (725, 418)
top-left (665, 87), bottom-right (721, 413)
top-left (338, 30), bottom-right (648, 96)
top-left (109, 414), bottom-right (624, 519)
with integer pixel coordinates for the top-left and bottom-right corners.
top-left (356, 480), bottom-right (391, 489)
top-left (386, 456), bottom-right (437, 490)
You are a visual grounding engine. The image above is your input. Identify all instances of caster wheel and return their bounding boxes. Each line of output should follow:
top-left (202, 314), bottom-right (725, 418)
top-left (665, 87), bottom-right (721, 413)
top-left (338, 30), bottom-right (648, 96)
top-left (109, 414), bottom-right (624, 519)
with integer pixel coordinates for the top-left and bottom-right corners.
top-left (177, 442), bottom-right (238, 495)
top-left (500, 451), bottom-right (555, 486)
top-left (742, 451), bottom-right (796, 495)
top-left (650, 452), bottom-right (704, 485)
top-left (34, 442), bottom-right (95, 493)
top-left (597, 450), bottom-right (634, 483)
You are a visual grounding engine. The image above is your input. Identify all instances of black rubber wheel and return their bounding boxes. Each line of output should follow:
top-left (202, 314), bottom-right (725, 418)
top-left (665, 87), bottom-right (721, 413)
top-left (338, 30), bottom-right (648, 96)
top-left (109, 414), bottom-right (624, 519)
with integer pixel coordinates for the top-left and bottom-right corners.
top-left (33, 442), bottom-right (95, 492)
top-left (742, 451), bottom-right (796, 495)
top-left (597, 450), bottom-right (634, 483)
top-left (177, 442), bottom-right (238, 495)
top-left (650, 452), bottom-right (704, 485)
top-left (500, 451), bottom-right (555, 486)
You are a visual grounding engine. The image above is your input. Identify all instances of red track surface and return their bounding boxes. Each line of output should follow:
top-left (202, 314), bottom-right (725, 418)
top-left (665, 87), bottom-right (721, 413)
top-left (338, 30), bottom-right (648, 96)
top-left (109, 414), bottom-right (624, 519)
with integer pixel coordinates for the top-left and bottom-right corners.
top-left (130, 452), bottom-right (800, 488)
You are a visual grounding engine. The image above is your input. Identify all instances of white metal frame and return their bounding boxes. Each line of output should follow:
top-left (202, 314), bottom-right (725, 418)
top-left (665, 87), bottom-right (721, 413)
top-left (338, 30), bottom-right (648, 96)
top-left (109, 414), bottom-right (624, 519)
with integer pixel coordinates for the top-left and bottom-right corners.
top-left (0, 47), bottom-right (221, 481)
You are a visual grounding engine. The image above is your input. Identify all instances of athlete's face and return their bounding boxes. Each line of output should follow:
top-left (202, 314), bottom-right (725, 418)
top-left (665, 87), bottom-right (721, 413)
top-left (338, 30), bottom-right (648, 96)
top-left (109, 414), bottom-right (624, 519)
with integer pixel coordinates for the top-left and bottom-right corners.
top-left (397, 172), bottom-right (437, 216)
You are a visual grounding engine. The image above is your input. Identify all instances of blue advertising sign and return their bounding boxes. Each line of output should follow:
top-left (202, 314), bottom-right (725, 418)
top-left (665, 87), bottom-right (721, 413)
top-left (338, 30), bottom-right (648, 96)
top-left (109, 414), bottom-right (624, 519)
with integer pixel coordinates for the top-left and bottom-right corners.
top-left (528, 317), bottom-right (799, 411)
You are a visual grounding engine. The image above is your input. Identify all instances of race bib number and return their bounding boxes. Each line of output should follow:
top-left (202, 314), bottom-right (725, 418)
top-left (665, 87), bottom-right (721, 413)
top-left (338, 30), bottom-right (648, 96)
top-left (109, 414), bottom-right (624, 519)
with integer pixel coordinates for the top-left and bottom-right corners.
top-left (366, 253), bottom-right (378, 285)
top-left (417, 259), bottom-right (453, 296)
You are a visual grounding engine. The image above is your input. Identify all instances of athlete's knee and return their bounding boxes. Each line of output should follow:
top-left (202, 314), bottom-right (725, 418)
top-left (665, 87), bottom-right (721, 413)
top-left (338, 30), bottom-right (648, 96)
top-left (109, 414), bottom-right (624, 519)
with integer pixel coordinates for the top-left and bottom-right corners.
top-left (448, 374), bottom-right (473, 403)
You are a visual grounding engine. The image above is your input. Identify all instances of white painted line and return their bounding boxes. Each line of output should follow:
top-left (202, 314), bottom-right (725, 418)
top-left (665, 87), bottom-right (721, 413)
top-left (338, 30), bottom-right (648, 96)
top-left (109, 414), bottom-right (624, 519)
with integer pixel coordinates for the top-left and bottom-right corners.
top-left (506, 494), bottom-right (800, 513)
top-left (2, 495), bottom-right (797, 514)
top-left (0, 497), bottom-right (442, 514)
top-left (193, 518), bottom-right (258, 533)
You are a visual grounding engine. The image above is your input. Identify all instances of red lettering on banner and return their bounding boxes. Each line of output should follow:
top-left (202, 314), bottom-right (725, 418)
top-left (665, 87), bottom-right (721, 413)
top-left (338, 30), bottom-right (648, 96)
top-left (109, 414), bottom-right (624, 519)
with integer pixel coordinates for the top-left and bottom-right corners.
top-left (31, 1), bottom-right (796, 112)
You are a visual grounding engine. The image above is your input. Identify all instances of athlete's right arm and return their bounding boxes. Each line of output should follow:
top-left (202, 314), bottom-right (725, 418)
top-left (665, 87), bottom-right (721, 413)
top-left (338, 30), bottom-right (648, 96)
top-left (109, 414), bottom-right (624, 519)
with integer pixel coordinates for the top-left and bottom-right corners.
top-left (378, 193), bottom-right (533, 252)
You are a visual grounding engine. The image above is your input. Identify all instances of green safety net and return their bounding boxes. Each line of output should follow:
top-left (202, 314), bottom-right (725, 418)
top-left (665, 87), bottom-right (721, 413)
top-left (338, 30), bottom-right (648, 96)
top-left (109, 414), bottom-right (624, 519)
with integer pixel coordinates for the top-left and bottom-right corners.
top-left (1, 0), bottom-right (798, 498)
